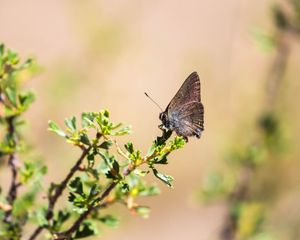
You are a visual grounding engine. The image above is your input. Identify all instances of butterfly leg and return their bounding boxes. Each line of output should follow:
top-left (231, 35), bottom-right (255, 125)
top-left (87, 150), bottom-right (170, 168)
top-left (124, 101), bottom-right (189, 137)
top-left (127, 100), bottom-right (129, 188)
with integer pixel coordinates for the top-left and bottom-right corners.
top-left (158, 124), bottom-right (164, 130)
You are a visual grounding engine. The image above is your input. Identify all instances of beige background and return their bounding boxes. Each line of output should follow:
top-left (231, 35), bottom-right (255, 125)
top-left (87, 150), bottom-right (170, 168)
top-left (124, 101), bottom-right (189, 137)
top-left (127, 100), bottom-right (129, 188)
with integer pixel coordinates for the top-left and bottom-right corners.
top-left (1, 0), bottom-right (300, 239)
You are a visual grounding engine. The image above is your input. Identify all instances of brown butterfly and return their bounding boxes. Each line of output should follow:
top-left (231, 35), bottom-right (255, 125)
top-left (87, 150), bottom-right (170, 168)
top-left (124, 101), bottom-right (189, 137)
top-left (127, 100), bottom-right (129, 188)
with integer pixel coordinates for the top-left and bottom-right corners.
top-left (158, 72), bottom-right (204, 140)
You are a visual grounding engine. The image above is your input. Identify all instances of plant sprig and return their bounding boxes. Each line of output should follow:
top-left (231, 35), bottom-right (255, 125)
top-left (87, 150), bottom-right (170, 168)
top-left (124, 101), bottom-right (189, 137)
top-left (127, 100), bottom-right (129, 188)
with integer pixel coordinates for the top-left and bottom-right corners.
top-left (28, 110), bottom-right (185, 240)
top-left (0, 43), bottom-right (45, 240)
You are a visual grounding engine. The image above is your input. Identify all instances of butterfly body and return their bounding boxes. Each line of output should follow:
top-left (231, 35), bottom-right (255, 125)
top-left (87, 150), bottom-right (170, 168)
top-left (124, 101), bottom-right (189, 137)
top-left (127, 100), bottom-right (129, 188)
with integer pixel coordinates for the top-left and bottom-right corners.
top-left (159, 72), bottom-right (204, 140)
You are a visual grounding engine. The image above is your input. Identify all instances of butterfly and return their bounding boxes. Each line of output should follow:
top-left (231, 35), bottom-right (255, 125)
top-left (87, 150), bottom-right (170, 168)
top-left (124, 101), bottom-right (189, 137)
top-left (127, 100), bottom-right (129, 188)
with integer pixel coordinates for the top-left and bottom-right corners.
top-left (159, 72), bottom-right (204, 141)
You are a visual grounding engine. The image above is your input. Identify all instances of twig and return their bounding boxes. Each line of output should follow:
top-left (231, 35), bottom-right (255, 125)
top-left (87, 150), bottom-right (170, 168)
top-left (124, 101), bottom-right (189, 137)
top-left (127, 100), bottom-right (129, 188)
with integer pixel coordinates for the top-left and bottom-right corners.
top-left (54, 167), bottom-right (132, 239)
top-left (28, 146), bottom-right (92, 240)
top-left (53, 131), bottom-right (171, 239)
top-left (55, 182), bottom-right (118, 239)
top-left (3, 116), bottom-right (19, 223)
top-left (36, 130), bottom-right (171, 239)
top-left (112, 139), bottom-right (131, 161)
top-left (53, 201), bottom-right (111, 240)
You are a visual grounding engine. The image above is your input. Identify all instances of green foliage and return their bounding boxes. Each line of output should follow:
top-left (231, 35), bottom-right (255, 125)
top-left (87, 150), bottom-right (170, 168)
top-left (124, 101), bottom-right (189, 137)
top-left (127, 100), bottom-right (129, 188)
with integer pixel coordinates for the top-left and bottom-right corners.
top-left (74, 220), bottom-right (98, 239)
top-left (44, 112), bottom-right (186, 238)
top-left (0, 43), bottom-right (46, 239)
top-left (0, 44), bottom-right (37, 120)
top-left (151, 168), bottom-right (173, 187)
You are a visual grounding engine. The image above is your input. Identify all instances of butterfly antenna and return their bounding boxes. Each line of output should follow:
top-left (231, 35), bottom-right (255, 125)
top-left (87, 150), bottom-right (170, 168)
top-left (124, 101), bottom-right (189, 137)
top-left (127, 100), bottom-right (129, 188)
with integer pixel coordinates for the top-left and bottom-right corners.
top-left (144, 92), bottom-right (163, 111)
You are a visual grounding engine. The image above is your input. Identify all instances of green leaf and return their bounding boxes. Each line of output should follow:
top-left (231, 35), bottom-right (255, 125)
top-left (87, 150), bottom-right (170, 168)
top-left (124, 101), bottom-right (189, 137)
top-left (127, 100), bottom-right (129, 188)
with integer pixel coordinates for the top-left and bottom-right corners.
top-left (65, 116), bottom-right (77, 133)
top-left (86, 168), bottom-right (100, 180)
top-left (74, 221), bottom-right (97, 239)
top-left (5, 87), bottom-right (18, 107)
top-left (98, 151), bottom-right (111, 166)
top-left (79, 132), bottom-right (91, 146)
top-left (7, 49), bottom-right (19, 64)
top-left (154, 152), bottom-right (170, 164)
top-left (68, 192), bottom-right (76, 202)
top-left (111, 122), bottom-right (122, 130)
top-left (19, 161), bottom-right (35, 184)
top-left (94, 109), bottom-right (127, 136)
top-left (152, 168), bottom-right (173, 187)
top-left (135, 206), bottom-right (150, 219)
top-left (48, 120), bottom-right (66, 137)
top-left (120, 182), bottom-right (130, 192)
top-left (0, 44), bottom-right (4, 56)
top-left (102, 109), bottom-right (109, 118)
top-left (87, 184), bottom-right (100, 202)
top-left (170, 136), bottom-right (186, 150)
top-left (98, 140), bottom-right (112, 150)
top-left (81, 112), bottom-right (97, 128)
top-left (139, 185), bottom-right (160, 196)
top-left (124, 142), bottom-right (134, 154)
top-left (112, 125), bottom-right (131, 136)
top-left (134, 169), bottom-right (149, 177)
top-left (69, 177), bottom-right (84, 195)
top-left (52, 210), bottom-right (71, 231)
top-left (19, 91), bottom-right (35, 109)
top-left (112, 160), bottom-right (119, 174)
top-left (13, 185), bottom-right (42, 217)
top-left (35, 208), bottom-right (48, 227)
top-left (105, 170), bottom-right (118, 180)
top-left (147, 143), bottom-right (156, 156)
top-left (98, 215), bottom-right (119, 228)
top-left (87, 153), bottom-right (95, 168)
top-left (155, 130), bottom-right (172, 146)
top-left (19, 160), bottom-right (47, 185)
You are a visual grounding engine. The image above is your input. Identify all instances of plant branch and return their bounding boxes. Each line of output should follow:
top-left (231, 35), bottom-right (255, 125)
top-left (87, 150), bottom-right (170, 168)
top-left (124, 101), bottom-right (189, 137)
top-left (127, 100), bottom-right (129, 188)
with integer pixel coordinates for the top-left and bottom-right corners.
top-left (3, 116), bottom-right (19, 223)
top-left (53, 201), bottom-right (111, 240)
top-left (54, 168), bottom-right (132, 238)
top-left (112, 139), bottom-right (131, 161)
top-left (28, 146), bottom-right (92, 240)
top-left (46, 146), bottom-right (92, 219)
top-left (53, 131), bottom-right (172, 239)
top-left (54, 181), bottom-right (118, 239)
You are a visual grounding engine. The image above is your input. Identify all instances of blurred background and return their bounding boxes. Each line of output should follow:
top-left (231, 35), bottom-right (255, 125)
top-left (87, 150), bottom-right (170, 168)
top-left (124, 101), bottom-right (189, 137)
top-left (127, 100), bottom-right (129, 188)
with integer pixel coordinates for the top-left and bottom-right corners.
top-left (1, 0), bottom-right (300, 239)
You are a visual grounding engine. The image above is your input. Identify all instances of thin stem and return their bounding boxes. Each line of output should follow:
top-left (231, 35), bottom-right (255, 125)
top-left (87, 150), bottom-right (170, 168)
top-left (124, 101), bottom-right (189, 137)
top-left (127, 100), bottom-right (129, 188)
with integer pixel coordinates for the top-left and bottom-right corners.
top-left (3, 116), bottom-right (19, 223)
top-left (46, 146), bottom-right (91, 220)
top-left (53, 136), bottom-right (167, 238)
top-left (113, 139), bottom-right (131, 161)
top-left (53, 202), bottom-right (110, 240)
top-left (54, 174), bottom-right (129, 238)
top-left (50, 130), bottom-right (171, 239)
top-left (55, 182), bottom-right (117, 239)
top-left (28, 146), bottom-right (91, 240)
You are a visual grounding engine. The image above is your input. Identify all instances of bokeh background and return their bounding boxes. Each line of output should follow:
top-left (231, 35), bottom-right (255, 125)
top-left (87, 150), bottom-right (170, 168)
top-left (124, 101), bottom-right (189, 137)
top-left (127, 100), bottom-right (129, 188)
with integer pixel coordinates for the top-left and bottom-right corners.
top-left (1, 0), bottom-right (300, 239)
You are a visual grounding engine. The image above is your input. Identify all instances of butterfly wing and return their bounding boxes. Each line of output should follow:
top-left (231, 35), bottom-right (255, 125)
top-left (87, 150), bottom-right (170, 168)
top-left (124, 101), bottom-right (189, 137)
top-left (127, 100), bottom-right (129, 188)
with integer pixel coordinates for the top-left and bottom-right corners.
top-left (172, 101), bottom-right (204, 138)
top-left (165, 72), bottom-right (204, 138)
top-left (167, 72), bottom-right (201, 110)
